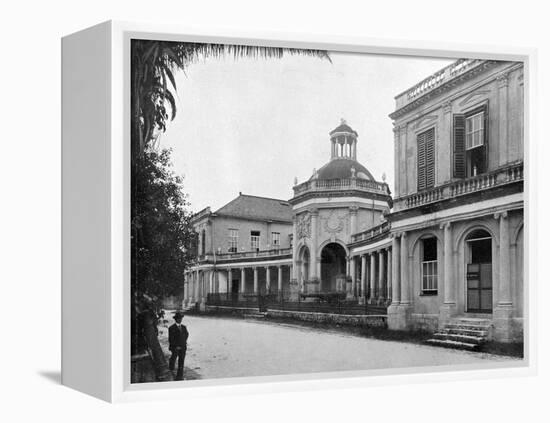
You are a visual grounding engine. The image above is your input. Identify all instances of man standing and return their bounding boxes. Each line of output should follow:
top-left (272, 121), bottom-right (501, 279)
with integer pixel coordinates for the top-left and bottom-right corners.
top-left (168, 311), bottom-right (189, 380)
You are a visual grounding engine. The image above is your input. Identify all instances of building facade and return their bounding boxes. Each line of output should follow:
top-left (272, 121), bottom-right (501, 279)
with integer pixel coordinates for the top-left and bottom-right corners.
top-left (386, 59), bottom-right (524, 342)
top-left (183, 58), bottom-right (524, 343)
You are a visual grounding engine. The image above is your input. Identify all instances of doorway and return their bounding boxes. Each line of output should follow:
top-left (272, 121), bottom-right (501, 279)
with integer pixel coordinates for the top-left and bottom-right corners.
top-left (320, 243), bottom-right (347, 292)
top-left (465, 229), bottom-right (492, 313)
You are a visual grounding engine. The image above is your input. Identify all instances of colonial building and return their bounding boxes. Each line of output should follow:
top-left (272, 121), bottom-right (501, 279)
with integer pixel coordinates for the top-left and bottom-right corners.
top-left (185, 121), bottom-right (393, 308)
top-left (183, 58), bottom-right (524, 344)
top-left (184, 194), bottom-right (294, 305)
top-left (386, 59), bottom-right (524, 342)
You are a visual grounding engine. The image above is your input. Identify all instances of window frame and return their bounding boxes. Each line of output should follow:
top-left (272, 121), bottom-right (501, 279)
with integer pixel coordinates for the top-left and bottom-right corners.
top-left (250, 230), bottom-right (260, 252)
top-left (271, 231), bottom-right (280, 248)
top-left (228, 228), bottom-right (238, 253)
top-left (420, 237), bottom-right (438, 295)
top-left (465, 111), bottom-right (485, 150)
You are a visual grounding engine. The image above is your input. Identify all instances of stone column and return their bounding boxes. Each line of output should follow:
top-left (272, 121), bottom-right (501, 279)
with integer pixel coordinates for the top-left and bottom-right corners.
top-left (498, 212), bottom-right (512, 306)
top-left (265, 266), bottom-right (271, 293)
top-left (378, 250), bottom-right (385, 302)
top-left (359, 255), bottom-right (367, 304)
top-left (227, 268), bottom-right (232, 295)
top-left (400, 233), bottom-right (410, 305)
top-left (348, 256), bottom-right (356, 300)
top-left (278, 265), bottom-right (283, 292)
top-left (253, 267), bottom-right (259, 293)
top-left (494, 211), bottom-right (514, 342)
top-left (310, 209), bottom-right (319, 282)
top-left (386, 247), bottom-right (392, 301)
top-left (442, 222), bottom-right (455, 306)
top-left (240, 267), bottom-right (246, 293)
top-left (369, 253), bottom-right (376, 303)
top-left (195, 269), bottom-right (200, 302)
top-left (497, 72), bottom-right (509, 166)
top-left (291, 216), bottom-right (298, 282)
top-left (183, 278), bottom-right (188, 305)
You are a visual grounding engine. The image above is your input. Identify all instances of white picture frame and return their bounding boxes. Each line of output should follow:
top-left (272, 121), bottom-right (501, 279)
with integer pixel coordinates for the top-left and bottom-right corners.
top-left (61, 20), bottom-right (537, 403)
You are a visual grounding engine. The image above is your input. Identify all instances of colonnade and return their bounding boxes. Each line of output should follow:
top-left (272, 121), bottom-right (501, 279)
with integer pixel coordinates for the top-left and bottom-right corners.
top-left (184, 263), bottom-right (292, 304)
top-left (351, 246), bottom-right (392, 304)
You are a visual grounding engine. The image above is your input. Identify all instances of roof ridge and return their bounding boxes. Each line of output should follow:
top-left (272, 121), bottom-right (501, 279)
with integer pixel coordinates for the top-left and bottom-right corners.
top-left (238, 193), bottom-right (291, 204)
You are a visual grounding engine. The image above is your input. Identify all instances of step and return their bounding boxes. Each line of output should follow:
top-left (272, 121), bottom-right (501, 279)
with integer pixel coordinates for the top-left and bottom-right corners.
top-left (441, 328), bottom-right (488, 337)
top-left (446, 322), bottom-right (491, 331)
top-left (432, 332), bottom-right (485, 344)
top-left (452, 318), bottom-right (492, 327)
top-left (426, 338), bottom-right (479, 350)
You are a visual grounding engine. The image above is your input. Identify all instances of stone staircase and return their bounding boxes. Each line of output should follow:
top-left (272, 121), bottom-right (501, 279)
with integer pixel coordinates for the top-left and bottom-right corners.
top-left (427, 318), bottom-right (492, 350)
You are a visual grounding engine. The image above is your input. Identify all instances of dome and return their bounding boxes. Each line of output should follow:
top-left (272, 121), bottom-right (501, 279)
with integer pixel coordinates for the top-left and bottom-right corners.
top-left (312, 158), bottom-right (374, 181)
top-left (329, 123), bottom-right (358, 137)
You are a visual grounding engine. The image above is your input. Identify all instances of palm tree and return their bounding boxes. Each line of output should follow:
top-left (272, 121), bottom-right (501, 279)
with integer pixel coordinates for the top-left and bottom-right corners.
top-left (131, 40), bottom-right (331, 382)
top-left (131, 40), bottom-right (331, 159)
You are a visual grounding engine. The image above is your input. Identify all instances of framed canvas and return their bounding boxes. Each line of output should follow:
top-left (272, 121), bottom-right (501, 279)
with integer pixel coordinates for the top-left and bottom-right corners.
top-left (61, 20), bottom-right (536, 403)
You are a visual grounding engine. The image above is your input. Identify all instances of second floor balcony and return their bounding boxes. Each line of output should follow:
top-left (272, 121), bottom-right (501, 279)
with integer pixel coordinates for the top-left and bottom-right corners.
top-left (392, 161), bottom-right (523, 212)
top-left (198, 247), bottom-right (292, 264)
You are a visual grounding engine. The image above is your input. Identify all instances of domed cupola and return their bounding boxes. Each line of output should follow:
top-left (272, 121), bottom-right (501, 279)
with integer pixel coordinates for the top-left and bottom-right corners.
top-left (312, 119), bottom-right (374, 181)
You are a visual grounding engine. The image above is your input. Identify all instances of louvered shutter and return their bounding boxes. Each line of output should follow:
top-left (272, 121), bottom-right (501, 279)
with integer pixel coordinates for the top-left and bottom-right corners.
top-left (426, 128), bottom-right (435, 188)
top-left (417, 132), bottom-right (426, 191)
top-left (453, 114), bottom-right (466, 178)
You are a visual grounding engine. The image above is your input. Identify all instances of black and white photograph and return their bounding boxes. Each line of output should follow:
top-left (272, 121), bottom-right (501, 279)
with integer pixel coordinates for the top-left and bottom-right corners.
top-left (129, 39), bottom-right (526, 384)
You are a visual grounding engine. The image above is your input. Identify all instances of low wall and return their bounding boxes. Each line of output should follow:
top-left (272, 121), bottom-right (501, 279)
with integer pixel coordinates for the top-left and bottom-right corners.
top-left (266, 309), bottom-right (387, 327)
top-left (205, 305), bottom-right (259, 316)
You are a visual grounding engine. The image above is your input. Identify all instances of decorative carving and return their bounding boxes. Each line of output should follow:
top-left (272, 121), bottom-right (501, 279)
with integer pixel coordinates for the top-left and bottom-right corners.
top-left (497, 72), bottom-right (509, 88)
top-left (442, 101), bottom-right (452, 114)
top-left (323, 210), bottom-right (347, 234)
top-left (296, 213), bottom-right (311, 239)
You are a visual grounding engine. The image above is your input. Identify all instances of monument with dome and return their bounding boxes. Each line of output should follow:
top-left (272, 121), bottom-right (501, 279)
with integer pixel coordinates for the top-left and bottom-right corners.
top-left (289, 119), bottom-right (392, 301)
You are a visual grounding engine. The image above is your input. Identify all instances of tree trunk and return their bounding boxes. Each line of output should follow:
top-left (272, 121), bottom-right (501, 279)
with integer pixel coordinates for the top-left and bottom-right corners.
top-left (142, 311), bottom-right (173, 382)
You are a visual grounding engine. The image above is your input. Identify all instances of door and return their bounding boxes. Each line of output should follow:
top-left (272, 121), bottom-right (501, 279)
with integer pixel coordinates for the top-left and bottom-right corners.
top-left (466, 263), bottom-right (492, 313)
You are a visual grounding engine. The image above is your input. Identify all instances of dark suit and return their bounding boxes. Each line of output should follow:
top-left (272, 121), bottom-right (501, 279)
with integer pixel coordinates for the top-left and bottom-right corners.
top-left (168, 323), bottom-right (189, 379)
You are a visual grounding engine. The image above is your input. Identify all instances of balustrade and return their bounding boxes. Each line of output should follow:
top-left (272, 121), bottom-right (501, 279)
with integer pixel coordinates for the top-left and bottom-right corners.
top-left (394, 162), bottom-right (523, 211)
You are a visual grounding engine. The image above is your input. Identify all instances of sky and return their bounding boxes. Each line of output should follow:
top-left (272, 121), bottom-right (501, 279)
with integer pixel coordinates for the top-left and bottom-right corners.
top-left (161, 48), bottom-right (453, 213)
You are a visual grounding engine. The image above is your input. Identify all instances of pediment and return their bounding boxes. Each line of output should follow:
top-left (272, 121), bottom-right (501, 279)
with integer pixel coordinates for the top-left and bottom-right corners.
top-left (459, 90), bottom-right (490, 107)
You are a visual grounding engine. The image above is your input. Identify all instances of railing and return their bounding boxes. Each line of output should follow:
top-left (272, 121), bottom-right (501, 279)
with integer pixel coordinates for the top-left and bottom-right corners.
top-left (207, 247), bottom-right (292, 262)
top-left (394, 162), bottom-right (523, 211)
top-left (206, 291), bottom-right (388, 316)
top-left (395, 59), bottom-right (485, 109)
top-left (351, 220), bottom-right (391, 243)
top-left (293, 177), bottom-right (390, 197)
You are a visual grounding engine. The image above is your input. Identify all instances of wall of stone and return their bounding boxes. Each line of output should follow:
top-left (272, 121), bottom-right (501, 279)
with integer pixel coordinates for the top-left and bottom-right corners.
top-left (266, 309), bottom-right (387, 327)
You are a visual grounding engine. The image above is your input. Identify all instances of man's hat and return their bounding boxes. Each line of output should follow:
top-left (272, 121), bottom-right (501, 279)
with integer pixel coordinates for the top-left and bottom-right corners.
top-left (173, 311), bottom-right (184, 319)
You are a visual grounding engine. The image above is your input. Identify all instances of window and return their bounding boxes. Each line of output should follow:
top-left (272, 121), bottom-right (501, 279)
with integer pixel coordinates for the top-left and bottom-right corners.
top-left (228, 229), bottom-right (238, 253)
top-left (421, 237), bottom-right (438, 293)
top-left (417, 127), bottom-right (435, 191)
top-left (272, 232), bottom-right (280, 248)
top-left (250, 231), bottom-right (260, 251)
top-left (454, 105), bottom-right (488, 178)
top-left (466, 112), bottom-right (484, 150)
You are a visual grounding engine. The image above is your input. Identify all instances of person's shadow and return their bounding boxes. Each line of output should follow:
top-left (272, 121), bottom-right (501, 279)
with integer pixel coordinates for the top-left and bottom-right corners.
top-left (37, 370), bottom-right (61, 384)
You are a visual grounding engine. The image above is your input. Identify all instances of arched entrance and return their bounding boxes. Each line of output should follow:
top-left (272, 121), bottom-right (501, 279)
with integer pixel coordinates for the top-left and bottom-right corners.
top-left (465, 229), bottom-right (493, 313)
top-left (320, 243), bottom-right (347, 292)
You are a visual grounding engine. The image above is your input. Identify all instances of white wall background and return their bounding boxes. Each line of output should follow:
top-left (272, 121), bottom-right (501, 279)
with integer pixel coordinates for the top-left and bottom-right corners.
top-left (1, 0), bottom-right (548, 421)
